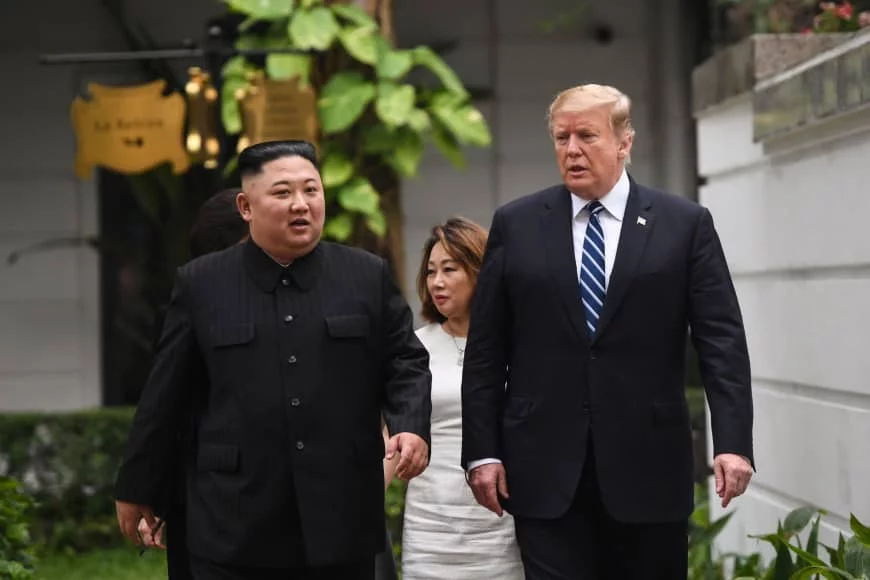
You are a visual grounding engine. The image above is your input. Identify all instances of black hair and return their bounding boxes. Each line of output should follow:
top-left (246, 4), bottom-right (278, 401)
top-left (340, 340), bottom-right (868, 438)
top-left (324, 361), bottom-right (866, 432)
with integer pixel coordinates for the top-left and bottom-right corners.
top-left (237, 140), bottom-right (319, 179)
top-left (188, 188), bottom-right (249, 258)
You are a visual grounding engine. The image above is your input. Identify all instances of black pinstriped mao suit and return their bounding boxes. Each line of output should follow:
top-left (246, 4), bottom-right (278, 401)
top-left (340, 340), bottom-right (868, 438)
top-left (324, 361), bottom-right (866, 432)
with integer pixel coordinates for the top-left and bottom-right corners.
top-left (115, 239), bottom-right (432, 574)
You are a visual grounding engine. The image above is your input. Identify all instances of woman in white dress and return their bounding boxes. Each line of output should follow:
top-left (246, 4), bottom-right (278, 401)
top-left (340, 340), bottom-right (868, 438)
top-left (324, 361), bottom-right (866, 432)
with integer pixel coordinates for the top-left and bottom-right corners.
top-left (401, 217), bottom-right (524, 580)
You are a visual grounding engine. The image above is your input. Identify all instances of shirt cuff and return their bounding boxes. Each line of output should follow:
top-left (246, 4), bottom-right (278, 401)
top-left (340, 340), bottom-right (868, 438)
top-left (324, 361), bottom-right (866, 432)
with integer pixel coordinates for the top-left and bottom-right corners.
top-left (467, 458), bottom-right (502, 471)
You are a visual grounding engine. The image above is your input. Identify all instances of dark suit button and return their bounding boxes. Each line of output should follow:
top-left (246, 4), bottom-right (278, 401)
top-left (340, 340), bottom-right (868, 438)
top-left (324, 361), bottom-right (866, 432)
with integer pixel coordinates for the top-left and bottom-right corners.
top-left (590, 351), bottom-right (598, 360)
top-left (296, 441), bottom-right (304, 450)
top-left (281, 278), bottom-right (290, 287)
top-left (284, 314), bottom-right (294, 323)
top-left (582, 401), bottom-right (591, 412)
top-left (290, 398), bottom-right (300, 407)
top-left (288, 355), bottom-right (297, 364)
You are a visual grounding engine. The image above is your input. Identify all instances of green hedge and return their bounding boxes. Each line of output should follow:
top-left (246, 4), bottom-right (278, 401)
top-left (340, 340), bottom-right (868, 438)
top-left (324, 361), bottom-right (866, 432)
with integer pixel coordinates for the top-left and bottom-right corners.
top-left (0, 477), bottom-right (36, 579)
top-left (0, 409), bottom-right (137, 553)
top-left (0, 409), bottom-right (407, 555)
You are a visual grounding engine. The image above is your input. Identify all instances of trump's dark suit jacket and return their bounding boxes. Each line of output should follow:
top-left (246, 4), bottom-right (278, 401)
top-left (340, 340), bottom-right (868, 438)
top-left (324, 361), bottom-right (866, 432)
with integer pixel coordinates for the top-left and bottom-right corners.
top-left (115, 239), bottom-right (431, 568)
top-left (461, 178), bottom-right (753, 524)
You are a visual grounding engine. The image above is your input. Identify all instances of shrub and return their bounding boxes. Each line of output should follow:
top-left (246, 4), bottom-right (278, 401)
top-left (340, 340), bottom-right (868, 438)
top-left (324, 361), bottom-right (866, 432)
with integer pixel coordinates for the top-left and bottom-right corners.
top-left (0, 477), bottom-right (36, 579)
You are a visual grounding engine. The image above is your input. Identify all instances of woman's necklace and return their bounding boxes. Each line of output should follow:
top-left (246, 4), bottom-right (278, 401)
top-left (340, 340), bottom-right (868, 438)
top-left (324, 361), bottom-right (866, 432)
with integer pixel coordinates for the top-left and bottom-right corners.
top-left (442, 323), bottom-right (466, 366)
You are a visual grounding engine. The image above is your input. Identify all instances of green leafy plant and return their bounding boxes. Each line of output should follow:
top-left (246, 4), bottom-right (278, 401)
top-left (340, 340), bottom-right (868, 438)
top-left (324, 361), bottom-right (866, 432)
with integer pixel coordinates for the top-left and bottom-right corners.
top-left (219, 0), bottom-right (492, 247)
top-left (688, 501), bottom-right (870, 580)
top-left (741, 507), bottom-right (870, 580)
top-left (0, 477), bottom-right (37, 579)
top-left (808, 2), bottom-right (870, 32)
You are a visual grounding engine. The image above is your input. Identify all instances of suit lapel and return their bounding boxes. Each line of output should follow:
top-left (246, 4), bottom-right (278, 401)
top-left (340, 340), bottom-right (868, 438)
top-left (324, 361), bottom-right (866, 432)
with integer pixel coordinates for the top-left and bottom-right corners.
top-left (593, 180), bottom-right (654, 341)
top-left (541, 187), bottom-right (590, 345)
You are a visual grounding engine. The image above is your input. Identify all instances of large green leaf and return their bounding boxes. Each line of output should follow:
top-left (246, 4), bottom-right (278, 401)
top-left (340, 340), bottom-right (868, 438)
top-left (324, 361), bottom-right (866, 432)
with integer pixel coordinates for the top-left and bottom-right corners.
top-left (412, 46), bottom-right (468, 98)
top-left (337, 177), bottom-right (380, 216)
top-left (361, 125), bottom-right (396, 154)
top-left (337, 25), bottom-right (380, 65)
top-left (851, 514), bottom-right (870, 547)
top-left (221, 55), bottom-right (249, 77)
top-left (378, 49), bottom-right (414, 80)
top-left (320, 152), bottom-right (354, 188)
top-left (224, 0), bottom-right (294, 20)
top-left (365, 209), bottom-right (387, 237)
top-left (317, 72), bottom-right (376, 134)
top-left (844, 537), bottom-right (868, 577)
top-left (324, 213), bottom-right (353, 241)
top-left (375, 82), bottom-right (416, 128)
top-left (330, 3), bottom-right (377, 27)
top-left (783, 507), bottom-right (819, 536)
top-left (431, 117), bottom-right (465, 168)
top-left (220, 78), bottom-right (248, 135)
top-left (385, 127), bottom-right (424, 177)
top-left (288, 6), bottom-right (339, 50)
top-left (428, 92), bottom-right (491, 147)
top-left (407, 108), bottom-right (431, 132)
top-left (265, 53), bottom-right (312, 85)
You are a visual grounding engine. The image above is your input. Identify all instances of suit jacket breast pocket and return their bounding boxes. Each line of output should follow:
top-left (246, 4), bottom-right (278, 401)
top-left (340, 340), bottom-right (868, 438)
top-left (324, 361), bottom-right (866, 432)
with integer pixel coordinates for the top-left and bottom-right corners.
top-left (208, 323), bottom-right (255, 348)
top-left (324, 314), bottom-right (372, 377)
top-left (325, 314), bottom-right (370, 339)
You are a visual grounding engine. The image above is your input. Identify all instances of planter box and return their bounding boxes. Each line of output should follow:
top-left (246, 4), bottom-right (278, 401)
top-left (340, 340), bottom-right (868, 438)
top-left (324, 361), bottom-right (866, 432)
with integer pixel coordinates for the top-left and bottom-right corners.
top-left (692, 33), bottom-right (853, 114)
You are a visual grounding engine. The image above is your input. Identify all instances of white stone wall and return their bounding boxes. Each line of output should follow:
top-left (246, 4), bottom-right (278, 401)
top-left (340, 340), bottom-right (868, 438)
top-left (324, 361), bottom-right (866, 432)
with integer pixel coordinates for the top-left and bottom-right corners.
top-left (696, 90), bottom-right (870, 554)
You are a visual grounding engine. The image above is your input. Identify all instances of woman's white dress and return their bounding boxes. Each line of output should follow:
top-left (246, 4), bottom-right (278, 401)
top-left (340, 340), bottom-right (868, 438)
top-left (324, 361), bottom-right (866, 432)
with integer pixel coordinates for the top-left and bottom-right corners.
top-left (401, 323), bottom-right (524, 579)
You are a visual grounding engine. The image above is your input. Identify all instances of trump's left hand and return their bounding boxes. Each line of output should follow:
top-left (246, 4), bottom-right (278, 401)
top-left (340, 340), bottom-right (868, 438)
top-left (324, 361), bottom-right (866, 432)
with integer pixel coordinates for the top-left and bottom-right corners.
top-left (386, 432), bottom-right (429, 480)
top-left (714, 453), bottom-right (753, 508)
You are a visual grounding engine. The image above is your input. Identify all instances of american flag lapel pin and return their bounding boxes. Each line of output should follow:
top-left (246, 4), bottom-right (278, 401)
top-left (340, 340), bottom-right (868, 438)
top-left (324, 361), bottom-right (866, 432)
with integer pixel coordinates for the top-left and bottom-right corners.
top-left (637, 216), bottom-right (647, 226)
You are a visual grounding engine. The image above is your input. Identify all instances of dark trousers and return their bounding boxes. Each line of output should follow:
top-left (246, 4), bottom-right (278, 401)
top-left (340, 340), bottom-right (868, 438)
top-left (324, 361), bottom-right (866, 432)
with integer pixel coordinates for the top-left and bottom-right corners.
top-left (513, 442), bottom-right (688, 580)
top-left (189, 554), bottom-right (374, 580)
top-left (166, 502), bottom-right (193, 580)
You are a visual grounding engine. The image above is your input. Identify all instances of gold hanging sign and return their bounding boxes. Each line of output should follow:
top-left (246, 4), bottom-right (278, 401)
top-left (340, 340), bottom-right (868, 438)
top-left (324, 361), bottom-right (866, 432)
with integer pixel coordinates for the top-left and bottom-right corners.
top-left (237, 72), bottom-right (319, 153)
top-left (70, 80), bottom-right (190, 178)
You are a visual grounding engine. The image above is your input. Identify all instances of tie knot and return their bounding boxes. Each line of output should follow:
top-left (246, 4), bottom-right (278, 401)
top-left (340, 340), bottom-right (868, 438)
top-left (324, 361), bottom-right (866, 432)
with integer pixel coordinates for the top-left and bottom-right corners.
top-left (587, 201), bottom-right (604, 216)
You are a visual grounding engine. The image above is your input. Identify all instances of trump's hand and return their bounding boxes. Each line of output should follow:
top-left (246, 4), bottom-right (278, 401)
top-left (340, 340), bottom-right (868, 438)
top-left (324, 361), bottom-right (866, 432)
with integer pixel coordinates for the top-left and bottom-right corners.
top-left (714, 453), bottom-right (753, 508)
top-left (115, 500), bottom-right (156, 546)
top-left (137, 517), bottom-right (165, 550)
top-left (468, 463), bottom-right (509, 517)
top-left (386, 432), bottom-right (429, 480)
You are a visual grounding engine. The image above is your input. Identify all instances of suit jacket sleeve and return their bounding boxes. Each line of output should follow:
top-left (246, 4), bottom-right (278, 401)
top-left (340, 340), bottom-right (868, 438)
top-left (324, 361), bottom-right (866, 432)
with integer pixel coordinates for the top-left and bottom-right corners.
top-left (115, 268), bottom-right (204, 505)
top-left (460, 208), bottom-right (511, 468)
top-left (688, 208), bottom-right (754, 465)
top-left (379, 258), bottom-right (432, 446)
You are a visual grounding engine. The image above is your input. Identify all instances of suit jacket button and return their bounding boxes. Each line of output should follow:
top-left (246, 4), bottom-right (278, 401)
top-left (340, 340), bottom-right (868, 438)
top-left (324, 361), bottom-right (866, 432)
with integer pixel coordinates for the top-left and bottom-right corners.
top-left (288, 355), bottom-right (297, 364)
top-left (296, 441), bottom-right (304, 450)
top-left (590, 351), bottom-right (597, 360)
top-left (290, 398), bottom-right (300, 407)
top-left (284, 314), bottom-right (294, 323)
top-left (281, 278), bottom-right (290, 287)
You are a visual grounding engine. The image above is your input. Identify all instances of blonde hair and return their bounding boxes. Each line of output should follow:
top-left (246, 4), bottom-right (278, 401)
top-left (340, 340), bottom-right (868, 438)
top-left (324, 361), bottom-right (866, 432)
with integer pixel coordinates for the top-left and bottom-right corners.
top-left (547, 84), bottom-right (635, 158)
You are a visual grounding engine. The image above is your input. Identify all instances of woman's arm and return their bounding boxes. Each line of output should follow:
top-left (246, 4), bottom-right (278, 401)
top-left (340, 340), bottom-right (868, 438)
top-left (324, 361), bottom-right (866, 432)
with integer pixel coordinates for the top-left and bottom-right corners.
top-left (382, 422), bottom-right (399, 490)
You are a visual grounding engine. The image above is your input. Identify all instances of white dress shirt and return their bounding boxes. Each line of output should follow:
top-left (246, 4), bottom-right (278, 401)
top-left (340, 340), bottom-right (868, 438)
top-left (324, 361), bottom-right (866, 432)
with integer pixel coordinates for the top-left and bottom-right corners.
top-left (467, 170), bottom-right (630, 473)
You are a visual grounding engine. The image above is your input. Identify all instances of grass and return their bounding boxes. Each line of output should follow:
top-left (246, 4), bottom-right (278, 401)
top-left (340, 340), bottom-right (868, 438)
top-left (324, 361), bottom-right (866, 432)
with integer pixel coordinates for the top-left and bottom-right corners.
top-left (35, 547), bottom-right (166, 580)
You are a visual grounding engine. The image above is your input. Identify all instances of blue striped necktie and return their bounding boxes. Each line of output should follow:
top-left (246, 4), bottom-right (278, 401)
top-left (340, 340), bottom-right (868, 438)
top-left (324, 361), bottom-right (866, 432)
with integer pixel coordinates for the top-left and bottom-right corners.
top-left (580, 201), bottom-right (606, 334)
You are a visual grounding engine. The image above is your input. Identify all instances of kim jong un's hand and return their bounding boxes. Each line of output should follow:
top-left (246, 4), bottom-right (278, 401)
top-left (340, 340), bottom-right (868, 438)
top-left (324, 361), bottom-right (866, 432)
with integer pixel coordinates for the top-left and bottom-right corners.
top-left (386, 432), bottom-right (429, 480)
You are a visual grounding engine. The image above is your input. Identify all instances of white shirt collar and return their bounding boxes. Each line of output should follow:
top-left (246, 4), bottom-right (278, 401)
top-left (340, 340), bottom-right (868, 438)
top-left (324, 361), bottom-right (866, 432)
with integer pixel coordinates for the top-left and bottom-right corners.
top-left (570, 169), bottom-right (630, 222)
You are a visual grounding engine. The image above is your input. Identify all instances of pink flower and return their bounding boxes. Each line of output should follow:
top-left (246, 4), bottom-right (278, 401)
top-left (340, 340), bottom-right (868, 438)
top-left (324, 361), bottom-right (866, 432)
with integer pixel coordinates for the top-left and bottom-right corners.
top-left (836, 2), bottom-right (854, 20)
top-left (859, 10), bottom-right (870, 27)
